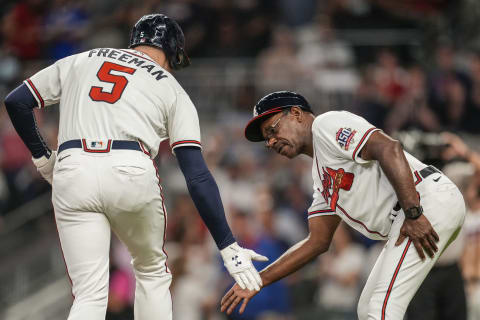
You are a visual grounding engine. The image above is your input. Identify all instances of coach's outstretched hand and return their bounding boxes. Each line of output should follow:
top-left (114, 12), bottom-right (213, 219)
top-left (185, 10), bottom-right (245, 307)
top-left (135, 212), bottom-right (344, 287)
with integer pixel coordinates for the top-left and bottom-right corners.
top-left (221, 283), bottom-right (258, 315)
top-left (395, 215), bottom-right (439, 260)
top-left (220, 242), bottom-right (268, 291)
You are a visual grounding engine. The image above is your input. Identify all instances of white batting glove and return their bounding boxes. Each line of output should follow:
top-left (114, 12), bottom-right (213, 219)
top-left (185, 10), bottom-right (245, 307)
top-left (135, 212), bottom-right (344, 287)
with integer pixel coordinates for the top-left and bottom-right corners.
top-left (220, 242), bottom-right (268, 291)
top-left (32, 151), bottom-right (56, 184)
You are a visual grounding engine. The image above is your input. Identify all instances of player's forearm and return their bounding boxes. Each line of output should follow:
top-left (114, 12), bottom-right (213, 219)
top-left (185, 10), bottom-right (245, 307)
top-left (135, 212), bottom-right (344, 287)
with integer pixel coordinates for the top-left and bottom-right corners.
top-left (185, 170), bottom-right (235, 248)
top-left (260, 237), bottom-right (327, 287)
top-left (376, 141), bottom-right (419, 210)
top-left (175, 147), bottom-right (235, 249)
top-left (4, 84), bottom-right (51, 158)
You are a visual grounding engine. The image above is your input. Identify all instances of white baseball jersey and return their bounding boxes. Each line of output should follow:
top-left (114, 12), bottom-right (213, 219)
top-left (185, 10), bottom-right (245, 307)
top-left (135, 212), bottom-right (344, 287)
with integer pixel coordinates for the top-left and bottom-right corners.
top-left (307, 111), bottom-right (466, 320)
top-left (23, 48), bottom-right (204, 320)
top-left (23, 48), bottom-right (201, 157)
top-left (308, 111), bottom-right (428, 240)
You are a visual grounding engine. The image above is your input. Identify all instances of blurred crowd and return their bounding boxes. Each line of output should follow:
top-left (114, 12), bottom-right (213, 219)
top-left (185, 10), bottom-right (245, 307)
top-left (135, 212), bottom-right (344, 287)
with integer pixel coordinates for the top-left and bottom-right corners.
top-left (0, 0), bottom-right (479, 320)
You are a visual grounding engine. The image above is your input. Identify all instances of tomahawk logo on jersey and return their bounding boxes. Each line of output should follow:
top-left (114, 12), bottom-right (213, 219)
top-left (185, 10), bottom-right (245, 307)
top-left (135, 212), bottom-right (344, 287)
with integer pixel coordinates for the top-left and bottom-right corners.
top-left (319, 167), bottom-right (355, 211)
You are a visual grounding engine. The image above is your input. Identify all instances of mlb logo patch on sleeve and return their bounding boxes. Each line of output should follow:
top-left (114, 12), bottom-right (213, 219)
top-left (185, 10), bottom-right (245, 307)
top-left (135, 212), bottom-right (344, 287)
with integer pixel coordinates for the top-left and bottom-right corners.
top-left (336, 128), bottom-right (356, 150)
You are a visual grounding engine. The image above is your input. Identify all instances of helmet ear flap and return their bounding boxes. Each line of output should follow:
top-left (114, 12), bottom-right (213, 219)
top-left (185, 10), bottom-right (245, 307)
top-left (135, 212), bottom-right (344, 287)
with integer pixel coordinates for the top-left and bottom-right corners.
top-left (168, 43), bottom-right (179, 69)
top-left (169, 37), bottom-right (177, 57)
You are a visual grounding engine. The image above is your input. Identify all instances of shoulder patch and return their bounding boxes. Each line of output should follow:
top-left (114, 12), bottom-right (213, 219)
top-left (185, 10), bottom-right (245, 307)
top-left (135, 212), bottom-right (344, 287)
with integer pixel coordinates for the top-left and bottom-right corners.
top-left (335, 127), bottom-right (357, 150)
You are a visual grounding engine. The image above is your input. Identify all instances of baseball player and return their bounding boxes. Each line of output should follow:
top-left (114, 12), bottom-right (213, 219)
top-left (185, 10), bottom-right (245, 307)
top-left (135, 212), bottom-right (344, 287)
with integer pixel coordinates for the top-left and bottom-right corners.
top-left (221, 91), bottom-right (466, 319)
top-left (3, 14), bottom-right (268, 320)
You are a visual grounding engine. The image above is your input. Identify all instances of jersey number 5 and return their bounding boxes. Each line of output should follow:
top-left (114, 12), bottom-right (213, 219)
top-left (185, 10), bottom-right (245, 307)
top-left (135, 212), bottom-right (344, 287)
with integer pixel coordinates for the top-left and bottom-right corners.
top-left (89, 62), bottom-right (136, 104)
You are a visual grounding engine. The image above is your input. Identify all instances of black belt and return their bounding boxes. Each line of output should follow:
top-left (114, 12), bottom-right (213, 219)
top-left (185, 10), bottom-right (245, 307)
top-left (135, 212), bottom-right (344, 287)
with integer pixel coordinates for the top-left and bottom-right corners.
top-left (418, 165), bottom-right (442, 179)
top-left (58, 139), bottom-right (144, 154)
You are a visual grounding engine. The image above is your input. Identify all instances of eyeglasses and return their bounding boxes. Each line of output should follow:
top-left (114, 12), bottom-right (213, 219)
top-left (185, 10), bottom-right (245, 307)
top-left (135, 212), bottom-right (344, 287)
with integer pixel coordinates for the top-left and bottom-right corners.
top-left (264, 113), bottom-right (287, 146)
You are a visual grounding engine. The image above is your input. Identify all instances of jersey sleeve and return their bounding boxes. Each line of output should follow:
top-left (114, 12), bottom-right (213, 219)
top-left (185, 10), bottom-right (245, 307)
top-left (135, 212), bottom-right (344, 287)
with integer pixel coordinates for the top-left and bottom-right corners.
top-left (307, 188), bottom-right (336, 219)
top-left (167, 91), bottom-right (202, 151)
top-left (313, 111), bottom-right (380, 164)
top-left (23, 58), bottom-right (67, 109)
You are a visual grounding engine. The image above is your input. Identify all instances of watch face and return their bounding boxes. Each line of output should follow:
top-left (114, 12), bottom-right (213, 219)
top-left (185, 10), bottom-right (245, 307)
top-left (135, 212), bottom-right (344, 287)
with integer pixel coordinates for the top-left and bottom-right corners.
top-left (406, 206), bottom-right (423, 219)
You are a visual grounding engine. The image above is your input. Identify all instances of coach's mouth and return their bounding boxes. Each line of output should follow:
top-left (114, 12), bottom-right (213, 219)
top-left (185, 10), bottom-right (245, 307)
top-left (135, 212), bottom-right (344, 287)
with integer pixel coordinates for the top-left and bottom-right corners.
top-left (276, 143), bottom-right (289, 155)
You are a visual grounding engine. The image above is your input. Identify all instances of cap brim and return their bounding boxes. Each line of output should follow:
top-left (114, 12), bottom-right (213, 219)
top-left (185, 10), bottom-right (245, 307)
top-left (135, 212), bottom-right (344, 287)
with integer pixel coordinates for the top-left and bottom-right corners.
top-left (244, 107), bottom-right (285, 142)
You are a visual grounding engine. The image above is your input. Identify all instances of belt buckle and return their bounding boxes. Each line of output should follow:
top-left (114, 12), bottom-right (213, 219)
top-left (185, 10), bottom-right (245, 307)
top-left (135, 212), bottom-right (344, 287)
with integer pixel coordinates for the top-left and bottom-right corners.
top-left (82, 139), bottom-right (112, 153)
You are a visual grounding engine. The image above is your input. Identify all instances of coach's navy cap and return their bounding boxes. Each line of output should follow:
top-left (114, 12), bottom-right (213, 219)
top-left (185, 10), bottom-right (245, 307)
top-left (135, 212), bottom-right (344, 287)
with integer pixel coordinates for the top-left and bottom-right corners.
top-left (244, 91), bottom-right (313, 142)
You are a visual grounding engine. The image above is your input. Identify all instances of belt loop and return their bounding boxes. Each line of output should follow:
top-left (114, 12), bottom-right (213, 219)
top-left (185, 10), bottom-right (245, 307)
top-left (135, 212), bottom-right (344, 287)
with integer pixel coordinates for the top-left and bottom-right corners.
top-left (138, 140), bottom-right (151, 157)
top-left (393, 202), bottom-right (401, 211)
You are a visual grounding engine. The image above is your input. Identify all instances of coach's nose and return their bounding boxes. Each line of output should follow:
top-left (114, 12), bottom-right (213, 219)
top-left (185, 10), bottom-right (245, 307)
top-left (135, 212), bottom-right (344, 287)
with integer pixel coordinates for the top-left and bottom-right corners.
top-left (265, 137), bottom-right (277, 149)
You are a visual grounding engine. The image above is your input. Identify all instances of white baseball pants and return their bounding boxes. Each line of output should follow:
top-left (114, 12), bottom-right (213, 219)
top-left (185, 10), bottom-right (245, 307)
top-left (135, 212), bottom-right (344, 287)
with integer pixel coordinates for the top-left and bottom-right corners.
top-left (357, 175), bottom-right (466, 320)
top-left (52, 148), bottom-right (172, 320)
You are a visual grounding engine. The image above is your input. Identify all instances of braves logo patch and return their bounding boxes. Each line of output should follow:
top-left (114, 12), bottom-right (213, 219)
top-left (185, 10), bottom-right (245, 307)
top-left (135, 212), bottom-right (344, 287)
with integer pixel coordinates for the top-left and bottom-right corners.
top-left (336, 127), bottom-right (356, 151)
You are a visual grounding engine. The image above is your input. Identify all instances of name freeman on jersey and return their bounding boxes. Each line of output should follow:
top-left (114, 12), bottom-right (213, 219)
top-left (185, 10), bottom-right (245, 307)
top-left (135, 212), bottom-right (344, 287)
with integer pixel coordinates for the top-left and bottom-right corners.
top-left (88, 48), bottom-right (168, 81)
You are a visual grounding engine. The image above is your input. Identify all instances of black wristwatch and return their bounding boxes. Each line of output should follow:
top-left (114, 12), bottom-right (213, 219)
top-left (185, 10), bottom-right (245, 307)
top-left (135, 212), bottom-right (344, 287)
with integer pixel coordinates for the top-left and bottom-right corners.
top-left (404, 206), bottom-right (423, 220)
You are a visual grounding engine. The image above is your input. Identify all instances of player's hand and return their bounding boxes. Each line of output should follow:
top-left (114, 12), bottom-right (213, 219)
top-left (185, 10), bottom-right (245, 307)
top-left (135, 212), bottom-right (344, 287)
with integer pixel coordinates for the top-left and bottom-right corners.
top-left (221, 283), bottom-right (258, 315)
top-left (395, 215), bottom-right (439, 260)
top-left (32, 151), bottom-right (57, 184)
top-left (220, 242), bottom-right (268, 291)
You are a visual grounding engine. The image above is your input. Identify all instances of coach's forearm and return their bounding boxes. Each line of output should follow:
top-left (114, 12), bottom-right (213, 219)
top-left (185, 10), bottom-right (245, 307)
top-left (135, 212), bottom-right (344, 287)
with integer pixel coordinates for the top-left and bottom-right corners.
top-left (376, 141), bottom-right (419, 210)
top-left (260, 237), bottom-right (327, 287)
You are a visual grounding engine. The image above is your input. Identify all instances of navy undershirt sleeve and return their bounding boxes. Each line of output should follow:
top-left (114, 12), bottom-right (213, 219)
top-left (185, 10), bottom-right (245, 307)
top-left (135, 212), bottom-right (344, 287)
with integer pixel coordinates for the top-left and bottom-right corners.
top-left (175, 146), bottom-right (235, 250)
top-left (4, 83), bottom-right (50, 158)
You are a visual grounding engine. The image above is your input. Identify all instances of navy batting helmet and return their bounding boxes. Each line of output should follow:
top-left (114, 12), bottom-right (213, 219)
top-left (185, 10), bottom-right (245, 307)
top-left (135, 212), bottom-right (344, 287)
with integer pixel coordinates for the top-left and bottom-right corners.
top-left (129, 14), bottom-right (190, 70)
top-left (244, 91), bottom-right (313, 142)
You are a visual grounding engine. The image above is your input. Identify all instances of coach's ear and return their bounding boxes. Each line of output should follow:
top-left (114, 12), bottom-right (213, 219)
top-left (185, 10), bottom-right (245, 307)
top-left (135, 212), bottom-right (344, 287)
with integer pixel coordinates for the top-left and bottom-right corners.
top-left (290, 106), bottom-right (304, 122)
